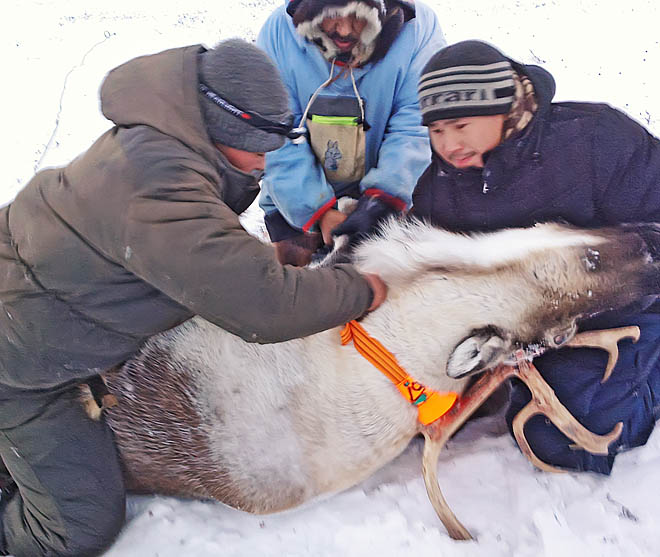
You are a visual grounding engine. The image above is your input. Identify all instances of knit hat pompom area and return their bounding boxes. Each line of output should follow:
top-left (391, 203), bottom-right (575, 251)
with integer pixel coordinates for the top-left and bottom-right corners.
top-left (198, 38), bottom-right (292, 152)
top-left (418, 40), bottom-right (516, 125)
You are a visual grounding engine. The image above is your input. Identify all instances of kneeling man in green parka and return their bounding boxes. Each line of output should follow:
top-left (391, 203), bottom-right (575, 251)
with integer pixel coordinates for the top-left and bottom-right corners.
top-left (0, 38), bottom-right (386, 557)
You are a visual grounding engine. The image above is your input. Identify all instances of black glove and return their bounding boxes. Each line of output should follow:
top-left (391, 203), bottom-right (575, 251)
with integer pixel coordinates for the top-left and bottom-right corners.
top-left (331, 195), bottom-right (399, 245)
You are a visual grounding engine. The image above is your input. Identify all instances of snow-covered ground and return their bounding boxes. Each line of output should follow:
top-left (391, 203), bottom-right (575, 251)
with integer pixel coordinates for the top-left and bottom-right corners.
top-left (3, 1), bottom-right (660, 555)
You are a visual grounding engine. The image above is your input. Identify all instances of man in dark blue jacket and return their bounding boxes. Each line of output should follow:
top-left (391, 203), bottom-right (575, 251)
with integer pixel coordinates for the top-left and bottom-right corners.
top-left (412, 39), bottom-right (660, 474)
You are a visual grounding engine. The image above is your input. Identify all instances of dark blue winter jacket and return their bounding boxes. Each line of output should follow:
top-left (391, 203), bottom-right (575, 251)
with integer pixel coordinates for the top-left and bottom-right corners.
top-left (412, 61), bottom-right (660, 474)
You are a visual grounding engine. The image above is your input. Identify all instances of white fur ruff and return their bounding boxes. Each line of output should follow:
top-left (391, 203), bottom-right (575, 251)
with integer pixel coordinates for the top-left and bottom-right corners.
top-left (295, 2), bottom-right (382, 65)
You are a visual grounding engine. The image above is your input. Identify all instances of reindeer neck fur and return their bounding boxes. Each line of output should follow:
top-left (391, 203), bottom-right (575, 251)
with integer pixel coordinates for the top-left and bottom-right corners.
top-left (348, 219), bottom-right (608, 390)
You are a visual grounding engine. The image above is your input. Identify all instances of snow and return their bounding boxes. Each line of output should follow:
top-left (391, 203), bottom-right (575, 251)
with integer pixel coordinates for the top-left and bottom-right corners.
top-left (3, 1), bottom-right (660, 555)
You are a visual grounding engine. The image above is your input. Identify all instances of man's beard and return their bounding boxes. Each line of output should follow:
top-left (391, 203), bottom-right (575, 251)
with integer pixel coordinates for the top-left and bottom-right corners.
top-left (326, 31), bottom-right (360, 52)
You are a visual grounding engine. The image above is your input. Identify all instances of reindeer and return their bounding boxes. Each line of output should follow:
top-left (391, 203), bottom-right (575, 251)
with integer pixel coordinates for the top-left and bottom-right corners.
top-left (95, 219), bottom-right (660, 540)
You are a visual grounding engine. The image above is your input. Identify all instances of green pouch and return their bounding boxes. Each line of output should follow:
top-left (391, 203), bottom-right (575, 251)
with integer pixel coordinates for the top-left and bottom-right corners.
top-left (306, 96), bottom-right (366, 184)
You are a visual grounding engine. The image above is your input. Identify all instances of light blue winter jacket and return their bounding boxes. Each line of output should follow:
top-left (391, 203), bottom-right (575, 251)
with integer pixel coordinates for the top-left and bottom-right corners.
top-left (257, 1), bottom-right (445, 233)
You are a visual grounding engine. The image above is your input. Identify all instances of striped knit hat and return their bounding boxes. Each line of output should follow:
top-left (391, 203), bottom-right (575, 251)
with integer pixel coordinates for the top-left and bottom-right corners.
top-left (418, 40), bottom-right (516, 125)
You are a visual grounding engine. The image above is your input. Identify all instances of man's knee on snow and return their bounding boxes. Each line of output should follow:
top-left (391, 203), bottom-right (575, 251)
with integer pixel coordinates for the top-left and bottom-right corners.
top-left (57, 489), bottom-right (126, 556)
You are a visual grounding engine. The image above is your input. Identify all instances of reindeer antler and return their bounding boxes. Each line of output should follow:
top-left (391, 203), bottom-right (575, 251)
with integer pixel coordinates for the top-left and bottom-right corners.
top-left (420, 325), bottom-right (639, 541)
top-left (565, 325), bottom-right (640, 382)
top-left (422, 364), bottom-right (518, 540)
top-left (510, 352), bottom-right (623, 474)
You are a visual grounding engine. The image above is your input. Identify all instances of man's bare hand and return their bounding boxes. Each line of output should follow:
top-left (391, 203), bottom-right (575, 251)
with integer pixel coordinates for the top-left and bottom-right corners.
top-left (361, 273), bottom-right (388, 312)
top-left (319, 209), bottom-right (348, 246)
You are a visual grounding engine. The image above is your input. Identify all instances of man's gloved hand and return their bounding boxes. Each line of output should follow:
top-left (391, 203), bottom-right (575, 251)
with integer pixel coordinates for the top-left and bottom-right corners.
top-left (331, 194), bottom-right (400, 245)
top-left (273, 233), bottom-right (322, 267)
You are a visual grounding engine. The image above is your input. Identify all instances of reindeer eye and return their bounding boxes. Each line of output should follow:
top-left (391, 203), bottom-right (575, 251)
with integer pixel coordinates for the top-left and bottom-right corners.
top-left (583, 248), bottom-right (601, 272)
top-left (553, 333), bottom-right (568, 346)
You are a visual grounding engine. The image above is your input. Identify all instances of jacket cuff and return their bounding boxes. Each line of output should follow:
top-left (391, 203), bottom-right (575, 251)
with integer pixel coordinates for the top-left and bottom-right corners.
top-left (302, 197), bottom-right (337, 233)
top-left (264, 211), bottom-right (303, 242)
top-left (363, 188), bottom-right (407, 211)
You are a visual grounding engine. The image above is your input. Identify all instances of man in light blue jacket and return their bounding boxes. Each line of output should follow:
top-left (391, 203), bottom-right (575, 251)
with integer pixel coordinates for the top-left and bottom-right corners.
top-left (258, 0), bottom-right (445, 265)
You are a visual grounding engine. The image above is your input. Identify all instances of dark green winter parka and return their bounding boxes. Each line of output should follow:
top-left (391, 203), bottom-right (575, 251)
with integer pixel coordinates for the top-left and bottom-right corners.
top-left (0, 45), bottom-right (372, 398)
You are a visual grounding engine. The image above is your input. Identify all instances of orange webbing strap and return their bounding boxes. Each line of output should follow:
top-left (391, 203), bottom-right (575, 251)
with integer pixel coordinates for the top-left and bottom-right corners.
top-left (341, 320), bottom-right (458, 425)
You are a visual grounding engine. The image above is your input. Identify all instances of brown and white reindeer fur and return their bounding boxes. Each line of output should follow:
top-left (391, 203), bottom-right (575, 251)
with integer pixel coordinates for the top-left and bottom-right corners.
top-left (102, 219), bottom-right (660, 515)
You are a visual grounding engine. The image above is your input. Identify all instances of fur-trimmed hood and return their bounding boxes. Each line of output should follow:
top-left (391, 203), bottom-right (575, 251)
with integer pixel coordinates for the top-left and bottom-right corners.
top-left (286, 0), bottom-right (416, 65)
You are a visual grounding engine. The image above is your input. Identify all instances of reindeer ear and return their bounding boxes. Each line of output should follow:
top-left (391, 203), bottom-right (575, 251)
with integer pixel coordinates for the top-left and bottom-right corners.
top-left (446, 326), bottom-right (509, 379)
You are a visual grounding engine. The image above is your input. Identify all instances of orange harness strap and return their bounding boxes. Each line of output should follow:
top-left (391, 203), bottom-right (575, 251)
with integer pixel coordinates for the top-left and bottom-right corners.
top-left (341, 320), bottom-right (458, 425)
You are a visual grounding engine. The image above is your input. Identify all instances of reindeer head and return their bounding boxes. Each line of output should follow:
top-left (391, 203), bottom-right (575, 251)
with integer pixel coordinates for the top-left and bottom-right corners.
top-left (352, 219), bottom-right (660, 385)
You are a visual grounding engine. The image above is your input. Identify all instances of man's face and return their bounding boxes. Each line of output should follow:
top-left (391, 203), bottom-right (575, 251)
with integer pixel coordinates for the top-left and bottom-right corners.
top-left (320, 14), bottom-right (367, 53)
top-left (428, 115), bottom-right (506, 169)
top-left (216, 144), bottom-right (266, 174)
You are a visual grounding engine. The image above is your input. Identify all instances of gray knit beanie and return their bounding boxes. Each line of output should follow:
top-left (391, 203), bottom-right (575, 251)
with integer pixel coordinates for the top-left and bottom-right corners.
top-left (418, 40), bottom-right (515, 125)
top-left (198, 38), bottom-right (292, 152)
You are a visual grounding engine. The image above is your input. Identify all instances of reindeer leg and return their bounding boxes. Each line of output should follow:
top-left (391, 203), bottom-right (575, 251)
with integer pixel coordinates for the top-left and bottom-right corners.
top-left (80, 374), bottom-right (119, 421)
top-left (87, 374), bottom-right (118, 410)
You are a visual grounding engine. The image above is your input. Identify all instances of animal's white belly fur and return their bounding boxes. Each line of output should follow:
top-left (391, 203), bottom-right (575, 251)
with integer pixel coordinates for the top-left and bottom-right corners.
top-left (160, 317), bottom-right (419, 507)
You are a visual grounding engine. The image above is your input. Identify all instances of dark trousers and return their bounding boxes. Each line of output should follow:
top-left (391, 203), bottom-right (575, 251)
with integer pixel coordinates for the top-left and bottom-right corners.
top-left (0, 387), bottom-right (125, 556)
